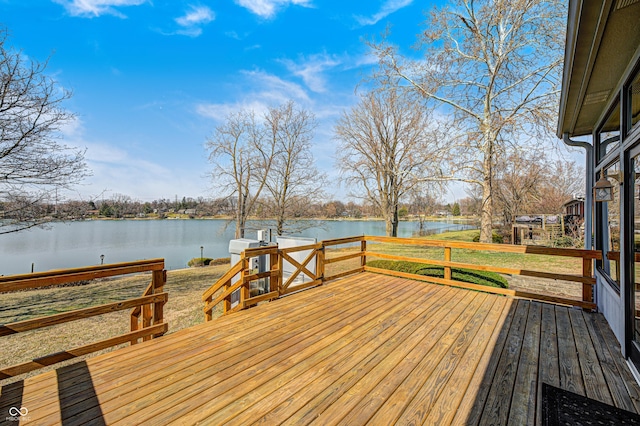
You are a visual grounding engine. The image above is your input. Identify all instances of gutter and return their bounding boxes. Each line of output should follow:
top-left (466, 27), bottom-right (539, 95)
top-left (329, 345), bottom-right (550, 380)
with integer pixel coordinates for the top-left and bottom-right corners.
top-left (562, 133), bottom-right (593, 250)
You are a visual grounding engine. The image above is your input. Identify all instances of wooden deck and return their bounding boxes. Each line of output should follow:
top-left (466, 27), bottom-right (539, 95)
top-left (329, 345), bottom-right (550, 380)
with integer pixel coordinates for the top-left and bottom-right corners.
top-left (2, 272), bottom-right (640, 425)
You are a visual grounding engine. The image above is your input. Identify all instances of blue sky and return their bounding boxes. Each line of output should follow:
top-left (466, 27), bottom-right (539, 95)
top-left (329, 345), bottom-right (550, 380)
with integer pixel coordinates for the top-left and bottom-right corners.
top-left (1, 0), bottom-right (446, 202)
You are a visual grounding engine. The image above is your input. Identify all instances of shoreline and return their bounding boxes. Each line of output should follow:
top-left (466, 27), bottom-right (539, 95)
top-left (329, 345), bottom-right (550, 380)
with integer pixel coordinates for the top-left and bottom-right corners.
top-left (77, 215), bottom-right (479, 223)
top-left (0, 220), bottom-right (478, 276)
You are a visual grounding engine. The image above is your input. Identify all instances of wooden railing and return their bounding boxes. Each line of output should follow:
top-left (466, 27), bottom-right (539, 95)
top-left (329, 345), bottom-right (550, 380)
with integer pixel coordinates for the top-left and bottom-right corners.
top-left (202, 237), bottom-right (364, 319)
top-left (0, 259), bottom-right (167, 379)
top-left (363, 236), bottom-right (601, 310)
top-left (203, 235), bottom-right (602, 320)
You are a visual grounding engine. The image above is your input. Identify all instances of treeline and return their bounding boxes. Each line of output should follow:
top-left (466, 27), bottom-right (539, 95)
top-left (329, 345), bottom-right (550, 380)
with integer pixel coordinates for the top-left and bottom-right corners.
top-left (0, 194), bottom-right (475, 221)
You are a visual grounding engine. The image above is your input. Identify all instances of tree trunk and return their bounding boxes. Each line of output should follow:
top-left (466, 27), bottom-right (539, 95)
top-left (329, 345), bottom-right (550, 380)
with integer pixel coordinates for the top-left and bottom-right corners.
top-left (276, 215), bottom-right (284, 236)
top-left (384, 206), bottom-right (399, 237)
top-left (384, 201), bottom-right (393, 237)
top-left (235, 218), bottom-right (243, 239)
top-left (392, 204), bottom-right (399, 237)
top-left (480, 147), bottom-right (493, 244)
top-left (385, 216), bottom-right (394, 237)
top-left (236, 192), bottom-right (246, 238)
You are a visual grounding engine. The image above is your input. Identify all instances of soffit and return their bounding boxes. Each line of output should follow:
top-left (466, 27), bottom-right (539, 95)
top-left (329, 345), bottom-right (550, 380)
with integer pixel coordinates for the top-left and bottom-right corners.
top-left (558, 0), bottom-right (640, 137)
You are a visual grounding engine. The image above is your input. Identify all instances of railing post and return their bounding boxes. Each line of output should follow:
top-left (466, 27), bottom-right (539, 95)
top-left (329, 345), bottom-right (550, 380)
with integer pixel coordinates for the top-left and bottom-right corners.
top-left (152, 269), bottom-right (166, 337)
top-left (316, 241), bottom-right (327, 284)
top-left (142, 306), bottom-right (152, 342)
top-left (316, 245), bottom-right (325, 283)
top-left (205, 294), bottom-right (213, 321)
top-left (241, 256), bottom-right (250, 309)
top-left (270, 250), bottom-right (280, 295)
top-left (223, 281), bottom-right (231, 314)
top-left (130, 312), bottom-right (139, 345)
top-left (278, 250), bottom-right (284, 292)
top-left (132, 279), bottom-right (156, 344)
top-left (582, 257), bottom-right (594, 310)
top-left (444, 247), bottom-right (452, 281)
top-left (361, 238), bottom-right (367, 269)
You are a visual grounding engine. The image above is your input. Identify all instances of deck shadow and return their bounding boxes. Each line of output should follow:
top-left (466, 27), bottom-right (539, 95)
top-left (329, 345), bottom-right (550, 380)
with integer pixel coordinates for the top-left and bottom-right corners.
top-left (462, 300), bottom-right (640, 425)
top-left (57, 361), bottom-right (105, 426)
top-left (0, 380), bottom-right (24, 426)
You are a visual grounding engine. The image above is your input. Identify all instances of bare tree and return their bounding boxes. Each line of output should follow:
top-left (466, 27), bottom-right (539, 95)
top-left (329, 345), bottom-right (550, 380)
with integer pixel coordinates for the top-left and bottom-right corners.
top-left (536, 159), bottom-right (583, 214)
top-left (262, 101), bottom-right (324, 235)
top-left (493, 152), bottom-right (583, 222)
top-left (334, 89), bottom-right (439, 237)
top-left (459, 195), bottom-right (481, 216)
top-left (0, 28), bottom-right (87, 234)
top-left (206, 110), bottom-right (276, 238)
top-left (370, 0), bottom-right (564, 242)
top-left (493, 149), bottom-right (546, 225)
top-left (407, 186), bottom-right (439, 235)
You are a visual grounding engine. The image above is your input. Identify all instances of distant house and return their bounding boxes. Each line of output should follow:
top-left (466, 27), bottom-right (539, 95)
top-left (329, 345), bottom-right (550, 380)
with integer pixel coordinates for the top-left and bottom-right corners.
top-left (563, 195), bottom-right (585, 218)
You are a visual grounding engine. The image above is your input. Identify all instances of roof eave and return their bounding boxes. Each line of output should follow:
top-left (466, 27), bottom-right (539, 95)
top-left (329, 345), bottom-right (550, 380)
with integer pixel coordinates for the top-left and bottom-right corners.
top-left (557, 0), bottom-right (583, 138)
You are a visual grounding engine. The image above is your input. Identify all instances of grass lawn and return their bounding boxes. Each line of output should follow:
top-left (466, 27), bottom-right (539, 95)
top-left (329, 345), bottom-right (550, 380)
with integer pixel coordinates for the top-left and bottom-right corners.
top-left (367, 259), bottom-right (509, 288)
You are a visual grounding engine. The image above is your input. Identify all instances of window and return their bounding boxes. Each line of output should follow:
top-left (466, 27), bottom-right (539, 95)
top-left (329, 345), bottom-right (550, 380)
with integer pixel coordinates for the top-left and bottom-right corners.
top-left (630, 70), bottom-right (640, 130)
top-left (602, 162), bottom-right (621, 285)
top-left (634, 154), bottom-right (640, 339)
top-left (598, 98), bottom-right (621, 161)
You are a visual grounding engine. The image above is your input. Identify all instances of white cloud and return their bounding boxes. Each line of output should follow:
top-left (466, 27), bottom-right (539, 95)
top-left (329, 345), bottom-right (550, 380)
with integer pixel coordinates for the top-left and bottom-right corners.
top-left (225, 31), bottom-right (242, 40)
top-left (176, 5), bottom-right (215, 27)
top-left (54, 0), bottom-right (147, 18)
top-left (235, 0), bottom-right (313, 19)
top-left (246, 70), bottom-right (311, 102)
top-left (355, 0), bottom-right (413, 26)
top-left (82, 146), bottom-right (205, 201)
top-left (169, 6), bottom-right (216, 37)
top-left (281, 53), bottom-right (340, 93)
top-left (59, 117), bottom-right (204, 201)
top-left (352, 52), bottom-right (379, 68)
top-left (196, 69), bottom-right (312, 121)
top-left (196, 100), bottom-right (272, 122)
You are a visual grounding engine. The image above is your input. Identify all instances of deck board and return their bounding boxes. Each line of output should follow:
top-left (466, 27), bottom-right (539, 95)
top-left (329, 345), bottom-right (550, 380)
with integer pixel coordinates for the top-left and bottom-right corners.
top-left (478, 299), bottom-right (529, 425)
top-left (105, 276), bottom-right (418, 425)
top-left (336, 291), bottom-right (485, 426)
top-left (569, 308), bottom-right (614, 405)
top-left (583, 311), bottom-right (639, 412)
top-left (214, 287), bottom-right (453, 426)
top-left (2, 272), bottom-right (640, 425)
top-left (260, 287), bottom-right (459, 426)
top-left (451, 298), bottom-right (516, 425)
top-left (393, 293), bottom-right (496, 425)
top-left (591, 312), bottom-right (640, 412)
top-left (535, 302), bottom-right (560, 425)
top-left (508, 301), bottom-right (541, 426)
top-left (556, 306), bottom-right (586, 395)
top-left (423, 296), bottom-right (508, 425)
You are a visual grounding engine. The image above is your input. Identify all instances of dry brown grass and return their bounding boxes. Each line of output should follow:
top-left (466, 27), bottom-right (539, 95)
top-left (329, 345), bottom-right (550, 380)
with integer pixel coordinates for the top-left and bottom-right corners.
top-left (0, 264), bottom-right (228, 386)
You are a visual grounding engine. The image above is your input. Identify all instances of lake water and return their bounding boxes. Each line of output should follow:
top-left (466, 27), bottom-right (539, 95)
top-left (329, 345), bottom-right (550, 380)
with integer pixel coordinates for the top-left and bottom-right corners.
top-left (0, 219), bottom-right (475, 275)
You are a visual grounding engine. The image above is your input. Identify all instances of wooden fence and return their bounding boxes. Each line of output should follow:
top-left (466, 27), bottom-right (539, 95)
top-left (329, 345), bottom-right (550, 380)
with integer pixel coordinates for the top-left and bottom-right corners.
top-left (0, 259), bottom-right (167, 379)
top-left (203, 235), bottom-right (602, 320)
